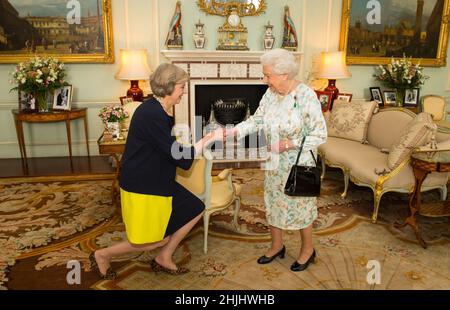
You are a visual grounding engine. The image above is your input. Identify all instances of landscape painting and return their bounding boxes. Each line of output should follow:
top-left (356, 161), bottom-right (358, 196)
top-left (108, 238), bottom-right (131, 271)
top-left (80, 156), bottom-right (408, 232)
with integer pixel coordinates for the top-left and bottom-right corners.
top-left (339, 0), bottom-right (450, 66)
top-left (0, 0), bottom-right (113, 63)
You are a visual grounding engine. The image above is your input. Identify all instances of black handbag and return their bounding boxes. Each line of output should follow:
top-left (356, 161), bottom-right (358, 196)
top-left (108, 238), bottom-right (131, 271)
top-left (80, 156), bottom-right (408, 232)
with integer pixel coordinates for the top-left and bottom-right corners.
top-left (284, 136), bottom-right (321, 197)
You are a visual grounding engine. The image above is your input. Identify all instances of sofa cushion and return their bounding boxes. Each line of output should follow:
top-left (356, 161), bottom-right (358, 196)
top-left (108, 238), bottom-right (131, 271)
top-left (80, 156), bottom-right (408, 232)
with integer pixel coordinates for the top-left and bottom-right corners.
top-left (319, 137), bottom-right (382, 169)
top-left (387, 113), bottom-right (435, 170)
top-left (366, 109), bottom-right (415, 150)
top-left (327, 100), bottom-right (378, 143)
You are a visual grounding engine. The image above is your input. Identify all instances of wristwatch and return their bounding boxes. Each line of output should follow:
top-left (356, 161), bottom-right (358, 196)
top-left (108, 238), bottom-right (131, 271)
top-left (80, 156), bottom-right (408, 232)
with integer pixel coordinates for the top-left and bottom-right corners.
top-left (284, 139), bottom-right (289, 150)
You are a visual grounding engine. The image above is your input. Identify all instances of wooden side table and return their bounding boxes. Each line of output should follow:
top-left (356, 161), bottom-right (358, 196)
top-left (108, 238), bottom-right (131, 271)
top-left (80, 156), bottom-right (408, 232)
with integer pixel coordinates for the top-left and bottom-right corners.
top-left (12, 108), bottom-right (90, 173)
top-left (97, 135), bottom-right (126, 207)
top-left (394, 151), bottom-right (450, 248)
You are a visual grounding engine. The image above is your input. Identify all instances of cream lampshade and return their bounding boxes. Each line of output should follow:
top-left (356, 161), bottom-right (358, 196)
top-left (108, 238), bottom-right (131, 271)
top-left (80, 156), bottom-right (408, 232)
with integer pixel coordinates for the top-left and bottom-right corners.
top-left (317, 51), bottom-right (351, 103)
top-left (115, 49), bottom-right (152, 102)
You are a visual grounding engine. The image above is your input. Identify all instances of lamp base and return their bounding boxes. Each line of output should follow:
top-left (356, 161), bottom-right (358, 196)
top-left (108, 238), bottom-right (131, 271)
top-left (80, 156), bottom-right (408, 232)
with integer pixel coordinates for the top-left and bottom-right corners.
top-left (127, 80), bottom-right (144, 102)
top-left (325, 79), bottom-right (339, 109)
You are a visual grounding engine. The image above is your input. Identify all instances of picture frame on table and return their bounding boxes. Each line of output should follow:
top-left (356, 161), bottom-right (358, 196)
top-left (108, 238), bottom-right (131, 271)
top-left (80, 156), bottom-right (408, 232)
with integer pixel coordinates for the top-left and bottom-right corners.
top-left (383, 90), bottom-right (397, 106)
top-left (52, 85), bottom-right (72, 110)
top-left (18, 90), bottom-right (36, 112)
top-left (336, 93), bottom-right (353, 102)
top-left (369, 87), bottom-right (384, 106)
top-left (315, 90), bottom-right (333, 112)
top-left (120, 96), bottom-right (134, 105)
top-left (403, 88), bottom-right (420, 107)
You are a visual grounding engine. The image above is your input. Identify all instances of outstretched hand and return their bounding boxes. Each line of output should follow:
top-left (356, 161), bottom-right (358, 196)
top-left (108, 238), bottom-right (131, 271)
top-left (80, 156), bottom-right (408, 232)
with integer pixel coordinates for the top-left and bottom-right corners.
top-left (204, 128), bottom-right (224, 143)
top-left (223, 128), bottom-right (237, 138)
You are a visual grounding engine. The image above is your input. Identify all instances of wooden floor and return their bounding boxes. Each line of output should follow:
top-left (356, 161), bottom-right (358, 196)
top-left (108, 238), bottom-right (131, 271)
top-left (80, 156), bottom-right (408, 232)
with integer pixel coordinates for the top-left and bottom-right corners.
top-left (0, 156), bottom-right (115, 178)
top-left (0, 156), bottom-right (263, 178)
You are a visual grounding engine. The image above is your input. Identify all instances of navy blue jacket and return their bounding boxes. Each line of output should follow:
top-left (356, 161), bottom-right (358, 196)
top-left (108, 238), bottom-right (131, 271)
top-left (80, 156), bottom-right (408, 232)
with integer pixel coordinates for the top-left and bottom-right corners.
top-left (119, 97), bottom-right (195, 196)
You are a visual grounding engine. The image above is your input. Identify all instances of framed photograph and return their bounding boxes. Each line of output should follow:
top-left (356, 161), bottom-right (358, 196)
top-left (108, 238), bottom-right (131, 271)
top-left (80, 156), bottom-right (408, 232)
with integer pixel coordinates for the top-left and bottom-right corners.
top-left (52, 85), bottom-right (72, 110)
top-left (18, 90), bottom-right (36, 112)
top-left (369, 87), bottom-right (384, 106)
top-left (404, 88), bottom-right (420, 107)
top-left (0, 0), bottom-right (114, 64)
top-left (315, 90), bottom-right (333, 112)
top-left (383, 90), bottom-right (397, 106)
top-left (336, 93), bottom-right (353, 102)
top-left (119, 96), bottom-right (134, 105)
top-left (339, 0), bottom-right (450, 67)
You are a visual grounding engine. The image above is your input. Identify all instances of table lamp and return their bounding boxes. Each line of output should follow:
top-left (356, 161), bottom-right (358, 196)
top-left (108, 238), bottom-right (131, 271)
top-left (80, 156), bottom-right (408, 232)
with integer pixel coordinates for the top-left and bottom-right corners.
top-left (115, 49), bottom-right (152, 102)
top-left (317, 51), bottom-right (351, 102)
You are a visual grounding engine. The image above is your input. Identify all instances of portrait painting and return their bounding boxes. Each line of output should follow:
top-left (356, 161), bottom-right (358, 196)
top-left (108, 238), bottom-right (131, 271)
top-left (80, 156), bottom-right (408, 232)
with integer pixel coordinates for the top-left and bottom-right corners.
top-left (0, 0), bottom-right (114, 63)
top-left (339, 0), bottom-right (450, 66)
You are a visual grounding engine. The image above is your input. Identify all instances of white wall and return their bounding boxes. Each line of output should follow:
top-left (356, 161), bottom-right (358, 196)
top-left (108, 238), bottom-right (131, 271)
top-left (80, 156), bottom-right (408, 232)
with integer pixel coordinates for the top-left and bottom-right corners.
top-left (0, 0), bottom-right (449, 158)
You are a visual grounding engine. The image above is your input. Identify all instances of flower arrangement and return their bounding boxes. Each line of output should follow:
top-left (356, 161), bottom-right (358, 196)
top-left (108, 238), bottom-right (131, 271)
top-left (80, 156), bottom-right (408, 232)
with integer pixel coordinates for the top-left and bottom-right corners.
top-left (10, 56), bottom-right (68, 111)
top-left (374, 56), bottom-right (429, 89)
top-left (98, 105), bottom-right (129, 123)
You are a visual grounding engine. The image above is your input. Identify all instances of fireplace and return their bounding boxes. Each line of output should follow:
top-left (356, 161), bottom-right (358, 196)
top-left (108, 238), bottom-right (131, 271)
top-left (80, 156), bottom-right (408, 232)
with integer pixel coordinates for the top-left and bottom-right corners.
top-left (194, 84), bottom-right (267, 142)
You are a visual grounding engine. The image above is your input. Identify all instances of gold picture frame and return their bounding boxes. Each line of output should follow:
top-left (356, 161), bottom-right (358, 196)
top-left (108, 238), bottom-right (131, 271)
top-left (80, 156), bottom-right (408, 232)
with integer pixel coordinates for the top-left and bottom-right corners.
top-left (339, 0), bottom-right (450, 67)
top-left (0, 0), bottom-right (114, 64)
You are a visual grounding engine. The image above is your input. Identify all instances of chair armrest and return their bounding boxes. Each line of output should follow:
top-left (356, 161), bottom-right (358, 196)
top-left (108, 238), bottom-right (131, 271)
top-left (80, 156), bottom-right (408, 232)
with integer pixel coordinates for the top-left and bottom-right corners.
top-left (213, 168), bottom-right (233, 182)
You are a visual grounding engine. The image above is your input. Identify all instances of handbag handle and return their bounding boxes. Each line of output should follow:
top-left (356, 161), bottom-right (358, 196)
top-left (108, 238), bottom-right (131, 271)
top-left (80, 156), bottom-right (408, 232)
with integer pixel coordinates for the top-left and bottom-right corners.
top-left (294, 136), bottom-right (318, 166)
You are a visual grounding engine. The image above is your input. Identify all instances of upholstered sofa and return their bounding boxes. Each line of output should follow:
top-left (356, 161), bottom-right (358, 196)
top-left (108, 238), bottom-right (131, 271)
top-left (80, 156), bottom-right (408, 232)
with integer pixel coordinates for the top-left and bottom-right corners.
top-left (319, 100), bottom-right (449, 223)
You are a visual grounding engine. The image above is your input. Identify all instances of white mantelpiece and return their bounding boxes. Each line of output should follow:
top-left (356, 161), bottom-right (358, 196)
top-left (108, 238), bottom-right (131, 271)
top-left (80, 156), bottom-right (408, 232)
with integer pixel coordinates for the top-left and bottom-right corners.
top-left (161, 50), bottom-right (269, 62)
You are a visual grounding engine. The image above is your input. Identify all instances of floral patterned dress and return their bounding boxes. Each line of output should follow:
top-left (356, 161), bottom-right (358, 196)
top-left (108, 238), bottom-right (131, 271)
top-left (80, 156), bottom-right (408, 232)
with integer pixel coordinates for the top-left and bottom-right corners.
top-left (235, 83), bottom-right (327, 230)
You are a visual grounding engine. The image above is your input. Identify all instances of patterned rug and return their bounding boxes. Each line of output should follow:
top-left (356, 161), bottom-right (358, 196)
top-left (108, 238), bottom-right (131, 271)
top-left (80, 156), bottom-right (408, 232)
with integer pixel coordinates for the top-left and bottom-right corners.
top-left (0, 175), bottom-right (116, 290)
top-left (1, 170), bottom-right (449, 289)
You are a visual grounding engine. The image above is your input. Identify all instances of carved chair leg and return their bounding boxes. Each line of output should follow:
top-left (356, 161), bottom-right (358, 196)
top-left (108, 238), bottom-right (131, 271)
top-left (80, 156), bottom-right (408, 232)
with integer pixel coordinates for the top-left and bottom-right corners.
top-left (371, 191), bottom-right (383, 223)
top-left (203, 212), bottom-right (211, 254)
top-left (233, 197), bottom-right (241, 230)
top-left (341, 170), bottom-right (349, 198)
top-left (321, 158), bottom-right (326, 180)
top-left (439, 185), bottom-right (448, 201)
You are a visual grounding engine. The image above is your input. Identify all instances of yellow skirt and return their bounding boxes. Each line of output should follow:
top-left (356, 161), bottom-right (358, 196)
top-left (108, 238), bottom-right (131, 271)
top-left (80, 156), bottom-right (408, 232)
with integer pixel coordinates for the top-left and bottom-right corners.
top-left (120, 188), bottom-right (173, 244)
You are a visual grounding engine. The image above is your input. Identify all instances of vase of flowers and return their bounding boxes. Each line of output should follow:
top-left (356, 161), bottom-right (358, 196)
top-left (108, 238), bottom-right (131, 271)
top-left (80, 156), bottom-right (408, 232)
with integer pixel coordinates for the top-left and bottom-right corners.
top-left (98, 105), bottom-right (129, 140)
top-left (374, 56), bottom-right (429, 107)
top-left (10, 56), bottom-right (68, 112)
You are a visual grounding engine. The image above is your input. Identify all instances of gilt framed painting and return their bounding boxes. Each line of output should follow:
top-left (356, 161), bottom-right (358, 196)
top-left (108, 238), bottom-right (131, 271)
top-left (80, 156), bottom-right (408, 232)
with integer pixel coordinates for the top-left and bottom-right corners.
top-left (0, 0), bottom-right (114, 63)
top-left (339, 0), bottom-right (450, 67)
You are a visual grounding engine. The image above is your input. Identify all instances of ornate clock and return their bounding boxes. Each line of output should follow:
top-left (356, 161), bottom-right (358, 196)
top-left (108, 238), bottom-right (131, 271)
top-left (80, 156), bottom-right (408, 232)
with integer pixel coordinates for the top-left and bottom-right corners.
top-left (197, 1), bottom-right (267, 51)
top-left (217, 8), bottom-right (248, 50)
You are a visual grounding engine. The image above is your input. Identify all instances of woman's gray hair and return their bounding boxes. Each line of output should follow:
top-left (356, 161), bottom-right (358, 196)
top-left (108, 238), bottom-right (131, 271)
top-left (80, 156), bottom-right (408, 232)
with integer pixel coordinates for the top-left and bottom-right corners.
top-left (260, 48), bottom-right (299, 79)
top-left (150, 63), bottom-right (189, 97)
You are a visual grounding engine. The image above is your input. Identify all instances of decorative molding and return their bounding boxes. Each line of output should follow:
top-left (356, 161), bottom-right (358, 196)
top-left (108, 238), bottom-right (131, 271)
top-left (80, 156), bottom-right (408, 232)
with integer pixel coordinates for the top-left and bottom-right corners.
top-left (152, 0), bottom-right (161, 66)
top-left (325, 0), bottom-right (333, 52)
top-left (161, 49), bottom-right (303, 62)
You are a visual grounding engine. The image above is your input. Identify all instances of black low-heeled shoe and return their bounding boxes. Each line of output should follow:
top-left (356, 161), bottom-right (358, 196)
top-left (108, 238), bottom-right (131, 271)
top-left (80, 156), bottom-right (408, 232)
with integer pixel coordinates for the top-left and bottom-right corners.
top-left (257, 245), bottom-right (286, 264)
top-left (290, 249), bottom-right (316, 272)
